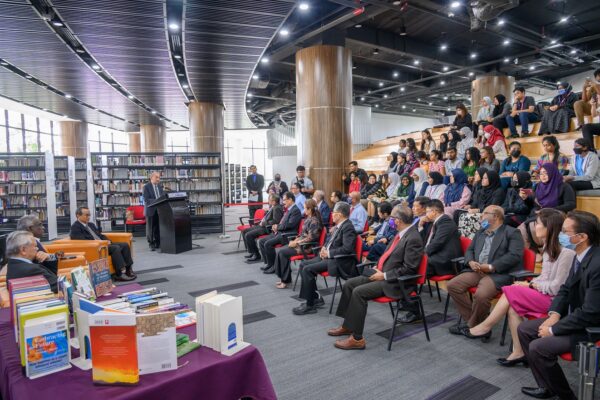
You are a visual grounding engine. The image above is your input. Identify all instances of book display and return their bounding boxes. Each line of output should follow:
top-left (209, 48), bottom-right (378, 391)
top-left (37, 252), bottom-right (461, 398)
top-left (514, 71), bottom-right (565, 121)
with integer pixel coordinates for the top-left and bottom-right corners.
top-left (91, 152), bottom-right (223, 234)
top-left (224, 163), bottom-right (248, 204)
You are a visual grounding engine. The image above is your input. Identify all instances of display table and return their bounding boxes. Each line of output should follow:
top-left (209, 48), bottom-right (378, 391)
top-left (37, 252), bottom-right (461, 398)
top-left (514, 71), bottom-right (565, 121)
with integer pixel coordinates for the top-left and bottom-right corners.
top-left (0, 284), bottom-right (277, 400)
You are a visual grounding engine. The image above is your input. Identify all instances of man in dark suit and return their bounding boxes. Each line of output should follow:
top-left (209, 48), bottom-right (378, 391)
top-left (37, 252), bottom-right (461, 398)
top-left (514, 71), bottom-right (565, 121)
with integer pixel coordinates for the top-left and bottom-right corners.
top-left (243, 194), bottom-right (284, 262)
top-left (413, 196), bottom-right (432, 242)
top-left (422, 199), bottom-right (462, 276)
top-left (447, 205), bottom-right (524, 333)
top-left (518, 211), bottom-right (600, 400)
top-left (16, 214), bottom-right (60, 276)
top-left (245, 165), bottom-right (264, 220)
top-left (314, 190), bottom-right (331, 228)
top-left (327, 204), bottom-right (424, 350)
top-left (293, 202), bottom-right (357, 315)
top-left (256, 192), bottom-right (302, 271)
top-left (5, 231), bottom-right (57, 293)
top-left (142, 172), bottom-right (163, 251)
top-left (70, 207), bottom-right (135, 282)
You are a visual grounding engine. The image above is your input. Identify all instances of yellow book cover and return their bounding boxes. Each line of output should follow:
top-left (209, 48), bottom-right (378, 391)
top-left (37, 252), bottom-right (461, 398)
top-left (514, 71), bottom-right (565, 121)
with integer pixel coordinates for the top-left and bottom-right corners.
top-left (18, 304), bottom-right (69, 366)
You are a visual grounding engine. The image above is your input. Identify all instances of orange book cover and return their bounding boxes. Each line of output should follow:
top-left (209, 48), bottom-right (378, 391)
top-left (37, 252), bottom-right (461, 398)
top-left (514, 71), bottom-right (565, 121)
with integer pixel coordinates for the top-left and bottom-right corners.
top-left (89, 312), bottom-right (139, 385)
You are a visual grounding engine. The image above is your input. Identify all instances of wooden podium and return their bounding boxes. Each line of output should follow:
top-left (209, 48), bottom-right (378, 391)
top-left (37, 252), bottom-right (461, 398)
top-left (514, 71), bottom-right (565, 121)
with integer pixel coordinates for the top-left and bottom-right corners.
top-left (149, 192), bottom-right (192, 254)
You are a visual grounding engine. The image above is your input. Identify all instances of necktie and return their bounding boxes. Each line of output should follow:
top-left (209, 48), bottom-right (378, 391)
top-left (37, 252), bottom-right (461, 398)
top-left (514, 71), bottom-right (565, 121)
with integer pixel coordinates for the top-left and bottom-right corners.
top-left (573, 257), bottom-right (582, 275)
top-left (86, 224), bottom-right (101, 240)
top-left (426, 222), bottom-right (436, 247)
top-left (326, 223), bottom-right (342, 251)
top-left (154, 184), bottom-right (159, 198)
top-left (350, 206), bottom-right (355, 214)
top-left (377, 234), bottom-right (401, 271)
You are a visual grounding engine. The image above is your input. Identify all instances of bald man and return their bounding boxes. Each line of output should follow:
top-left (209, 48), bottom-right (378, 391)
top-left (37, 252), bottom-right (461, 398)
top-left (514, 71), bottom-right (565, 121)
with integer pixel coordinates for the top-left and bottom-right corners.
top-left (143, 172), bottom-right (163, 251)
top-left (348, 192), bottom-right (368, 233)
top-left (446, 205), bottom-right (524, 336)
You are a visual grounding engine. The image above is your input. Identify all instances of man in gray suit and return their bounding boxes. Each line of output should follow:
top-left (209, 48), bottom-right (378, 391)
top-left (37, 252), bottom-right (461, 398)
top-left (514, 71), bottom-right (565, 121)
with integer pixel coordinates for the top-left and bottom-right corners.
top-left (447, 205), bottom-right (524, 336)
top-left (328, 205), bottom-right (424, 350)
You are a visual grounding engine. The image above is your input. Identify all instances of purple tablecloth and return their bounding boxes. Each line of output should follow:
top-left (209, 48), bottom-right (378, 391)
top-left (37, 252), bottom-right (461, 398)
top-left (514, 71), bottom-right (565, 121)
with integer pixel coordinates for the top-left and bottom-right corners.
top-left (0, 284), bottom-right (277, 400)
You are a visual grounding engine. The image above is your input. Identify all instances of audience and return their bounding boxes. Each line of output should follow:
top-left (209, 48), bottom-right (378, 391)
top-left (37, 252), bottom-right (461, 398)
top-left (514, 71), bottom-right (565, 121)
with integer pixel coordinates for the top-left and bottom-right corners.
top-left (343, 161), bottom-right (368, 187)
top-left (413, 196), bottom-right (432, 241)
top-left (582, 96), bottom-right (600, 152)
top-left (363, 202), bottom-right (397, 261)
top-left (401, 152), bottom-right (420, 175)
top-left (244, 194), bottom-right (284, 263)
top-left (273, 199), bottom-right (323, 288)
top-left (398, 138), bottom-right (408, 155)
top-left (367, 173), bottom-right (399, 219)
top-left (444, 147), bottom-right (463, 176)
top-left (293, 202), bottom-right (357, 315)
top-left (407, 168), bottom-right (428, 206)
top-left (502, 171), bottom-right (533, 227)
top-left (482, 125), bottom-right (508, 160)
top-left (290, 182), bottom-right (306, 213)
top-left (532, 135), bottom-right (569, 178)
top-left (457, 127), bottom-right (476, 161)
top-left (462, 147), bottom-right (481, 181)
top-left (438, 133), bottom-right (449, 155)
top-left (453, 104), bottom-right (473, 131)
top-left (70, 207), bottom-right (135, 281)
top-left (5, 231), bottom-right (58, 293)
top-left (488, 94), bottom-right (511, 132)
top-left (406, 138), bottom-right (418, 156)
top-left (458, 170), bottom-right (505, 239)
top-left (538, 82), bottom-right (578, 135)
top-left (348, 172), bottom-right (362, 193)
top-left (428, 150), bottom-right (445, 176)
top-left (266, 173), bottom-right (289, 199)
top-left (448, 205), bottom-right (524, 334)
top-left (479, 146), bottom-right (501, 172)
top-left (396, 153), bottom-right (409, 175)
top-left (443, 169), bottom-right (472, 218)
top-left (499, 141), bottom-right (531, 188)
top-left (507, 87), bottom-right (539, 138)
top-left (330, 190), bottom-right (343, 205)
top-left (423, 199), bottom-right (462, 277)
top-left (448, 130), bottom-right (462, 157)
top-left (327, 205), bottom-right (424, 350)
top-left (314, 190), bottom-right (331, 228)
top-left (518, 210), bottom-right (600, 400)
top-left (525, 163), bottom-right (576, 214)
top-left (420, 129), bottom-right (436, 152)
top-left (574, 69), bottom-right (600, 131)
top-left (474, 96), bottom-right (493, 135)
top-left (424, 172), bottom-right (446, 201)
top-left (349, 192), bottom-right (368, 233)
top-left (564, 138), bottom-right (600, 192)
top-left (467, 209), bottom-right (573, 368)
top-left (395, 174), bottom-right (414, 204)
top-left (16, 215), bottom-right (60, 276)
top-left (386, 152), bottom-right (399, 174)
top-left (291, 165), bottom-right (315, 197)
top-left (416, 151), bottom-right (429, 173)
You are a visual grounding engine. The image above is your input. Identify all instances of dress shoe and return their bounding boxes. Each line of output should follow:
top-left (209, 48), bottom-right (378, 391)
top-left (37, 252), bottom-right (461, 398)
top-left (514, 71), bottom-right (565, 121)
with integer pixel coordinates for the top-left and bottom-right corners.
top-left (521, 387), bottom-right (554, 399)
top-left (463, 329), bottom-right (492, 342)
top-left (263, 267), bottom-right (275, 274)
top-left (292, 304), bottom-right (318, 315)
top-left (314, 296), bottom-right (325, 308)
top-left (150, 247), bottom-right (156, 252)
top-left (497, 356), bottom-right (528, 367)
top-left (125, 270), bottom-right (137, 279)
top-left (327, 326), bottom-right (352, 336)
top-left (448, 323), bottom-right (468, 336)
top-left (334, 336), bottom-right (366, 350)
top-left (114, 275), bottom-right (135, 282)
top-left (246, 254), bottom-right (261, 262)
top-left (398, 311), bottom-right (422, 324)
top-left (244, 254), bottom-right (254, 259)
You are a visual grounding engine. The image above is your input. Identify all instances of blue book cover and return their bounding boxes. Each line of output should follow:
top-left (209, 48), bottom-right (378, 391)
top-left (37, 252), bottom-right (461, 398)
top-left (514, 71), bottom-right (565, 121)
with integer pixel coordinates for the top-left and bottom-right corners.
top-left (88, 259), bottom-right (112, 297)
top-left (24, 313), bottom-right (71, 379)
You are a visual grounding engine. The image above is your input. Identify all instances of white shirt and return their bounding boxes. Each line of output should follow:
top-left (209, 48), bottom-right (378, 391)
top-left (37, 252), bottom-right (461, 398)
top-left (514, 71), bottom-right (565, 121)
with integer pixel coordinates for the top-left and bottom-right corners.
top-left (10, 257), bottom-right (33, 264)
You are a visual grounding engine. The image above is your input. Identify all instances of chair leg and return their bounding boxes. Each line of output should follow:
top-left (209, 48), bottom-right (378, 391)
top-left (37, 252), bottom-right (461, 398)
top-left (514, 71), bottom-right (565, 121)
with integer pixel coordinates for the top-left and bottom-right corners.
top-left (293, 263), bottom-right (302, 292)
top-left (323, 276), bottom-right (329, 288)
top-left (443, 292), bottom-right (451, 322)
top-left (427, 280), bottom-right (433, 298)
top-left (435, 281), bottom-right (441, 303)
top-left (237, 232), bottom-right (242, 248)
top-left (418, 297), bottom-right (430, 342)
top-left (388, 301), bottom-right (401, 351)
top-left (388, 302), bottom-right (395, 318)
top-left (329, 277), bottom-right (340, 314)
top-left (500, 314), bottom-right (509, 346)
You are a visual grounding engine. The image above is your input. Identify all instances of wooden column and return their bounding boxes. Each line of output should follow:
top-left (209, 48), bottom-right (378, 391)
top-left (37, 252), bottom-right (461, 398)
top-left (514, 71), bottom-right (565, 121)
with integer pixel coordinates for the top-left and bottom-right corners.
top-left (471, 75), bottom-right (515, 116)
top-left (140, 124), bottom-right (166, 152)
top-left (296, 45), bottom-right (352, 197)
top-left (189, 102), bottom-right (224, 153)
top-left (128, 132), bottom-right (141, 152)
top-left (59, 121), bottom-right (88, 158)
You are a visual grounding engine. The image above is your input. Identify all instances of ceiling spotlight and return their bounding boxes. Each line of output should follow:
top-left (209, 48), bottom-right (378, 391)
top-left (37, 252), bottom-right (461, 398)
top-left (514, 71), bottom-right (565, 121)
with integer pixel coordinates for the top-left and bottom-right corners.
top-left (373, 48), bottom-right (379, 55)
top-left (447, 107), bottom-right (451, 111)
top-left (440, 44), bottom-right (448, 51)
top-left (367, 90), bottom-right (371, 94)
top-left (413, 60), bottom-right (420, 65)
top-left (428, 102), bottom-right (433, 106)
top-left (383, 94), bottom-right (388, 98)
top-left (76, 48), bottom-right (85, 54)
top-left (182, 84), bottom-right (189, 88)
top-left (468, 71), bottom-right (474, 76)
top-left (178, 73), bottom-right (185, 76)
top-left (65, 94), bottom-right (72, 98)
top-left (52, 20), bottom-right (63, 27)
top-left (354, 24), bottom-right (362, 28)
top-left (443, 66), bottom-right (449, 71)
top-left (402, 105), bottom-right (406, 109)
top-left (559, 16), bottom-right (568, 23)
top-left (450, 1), bottom-right (461, 9)
top-left (299, 2), bottom-right (310, 11)
top-left (174, 54), bottom-right (182, 59)
top-left (92, 64), bottom-right (101, 70)
top-left (400, 26), bottom-right (407, 36)
top-left (25, 75), bottom-right (32, 79)
top-left (503, 39), bottom-right (510, 46)
top-left (378, 82), bottom-right (384, 87)
top-left (252, 74), bottom-right (259, 80)
top-left (169, 23), bottom-right (179, 31)
top-left (360, 97), bottom-right (365, 101)
top-left (400, 87), bottom-right (405, 92)
top-left (529, 65), bottom-right (535, 70)
top-left (444, 96), bottom-right (448, 100)
top-left (393, 71), bottom-right (399, 78)
top-left (247, 93), bottom-right (253, 97)
top-left (497, 19), bottom-right (505, 26)
top-left (570, 49), bottom-right (577, 54)
top-left (417, 98), bottom-right (421, 101)
top-left (550, 39), bottom-right (558, 45)
top-left (260, 57), bottom-right (269, 63)
top-left (441, 80), bottom-right (446, 85)
top-left (374, 104), bottom-right (379, 108)
top-left (280, 28), bottom-right (289, 36)
top-left (128, 95), bottom-right (134, 99)
top-left (556, 81), bottom-right (561, 85)
top-left (412, 109), bottom-right (416, 112)
top-left (0, 61), bottom-right (7, 66)
top-left (246, 99), bottom-right (251, 103)
top-left (470, 53), bottom-right (477, 59)
top-left (151, 110), bottom-right (157, 114)
top-left (352, 65), bottom-right (357, 69)
top-left (503, 57), bottom-right (510, 63)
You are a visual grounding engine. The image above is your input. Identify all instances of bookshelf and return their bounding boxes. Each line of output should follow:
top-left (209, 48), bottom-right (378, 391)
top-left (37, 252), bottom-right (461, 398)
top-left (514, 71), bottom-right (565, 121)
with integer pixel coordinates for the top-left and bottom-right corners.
top-left (91, 152), bottom-right (223, 234)
top-left (0, 152), bottom-right (57, 239)
top-left (224, 163), bottom-right (248, 204)
top-left (53, 156), bottom-right (75, 234)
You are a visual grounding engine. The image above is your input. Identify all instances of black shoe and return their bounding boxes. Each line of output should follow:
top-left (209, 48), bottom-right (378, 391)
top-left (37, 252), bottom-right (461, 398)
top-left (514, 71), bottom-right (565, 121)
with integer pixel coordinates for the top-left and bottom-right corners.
top-left (114, 275), bottom-right (135, 282)
top-left (521, 387), bottom-right (554, 399)
top-left (509, 133), bottom-right (519, 138)
top-left (150, 247), bottom-right (156, 252)
top-left (263, 267), bottom-right (275, 274)
top-left (246, 254), bottom-right (261, 262)
top-left (399, 311), bottom-right (422, 324)
top-left (260, 264), bottom-right (269, 270)
top-left (292, 303), bottom-right (318, 315)
top-left (244, 254), bottom-right (255, 259)
top-left (449, 323), bottom-right (468, 335)
top-left (314, 296), bottom-right (325, 308)
top-left (463, 329), bottom-right (492, 342)
top-left (497, 356), bottom-right (528, 367)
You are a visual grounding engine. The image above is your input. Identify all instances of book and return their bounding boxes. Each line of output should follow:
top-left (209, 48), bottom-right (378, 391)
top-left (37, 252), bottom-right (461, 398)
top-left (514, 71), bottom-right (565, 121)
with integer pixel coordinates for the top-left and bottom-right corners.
top-left (89, 312), bottom-right (139, 385)
top-left (136, 312), bottom-right (177, 375)
top-left (71, 267), bottom-right (95, 300)
top-left (174, 311), bottom-right (196, 329)
top-left (177, 340), bottom-right (201, 358)
top-left (8, 275), bottom-right (51, 324)
top-left (18, 303), bottom-right (69, 367)
top-left (88, 259), bottom-right (113, 297)
top-left (24, 313), bottom-right (71, 379)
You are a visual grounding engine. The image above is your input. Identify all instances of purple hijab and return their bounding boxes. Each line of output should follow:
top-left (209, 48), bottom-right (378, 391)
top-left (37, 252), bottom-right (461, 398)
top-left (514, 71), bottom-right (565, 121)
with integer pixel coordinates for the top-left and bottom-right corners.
top-left (535, 162), bottom-right (562, 208)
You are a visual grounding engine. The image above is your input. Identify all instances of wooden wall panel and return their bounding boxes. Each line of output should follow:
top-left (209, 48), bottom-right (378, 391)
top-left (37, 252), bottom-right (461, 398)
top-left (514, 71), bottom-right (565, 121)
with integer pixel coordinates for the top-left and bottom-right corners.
top-left (189, 102), bottom-right (224, 153)
top-left (140, 124), bottom-right (166, 152)
top-left (471, 75), bottom-right (515, 116)
top-left (59, 121), bottom-right (88, 158)
top-left (128, 132), bottom-right (141, 152)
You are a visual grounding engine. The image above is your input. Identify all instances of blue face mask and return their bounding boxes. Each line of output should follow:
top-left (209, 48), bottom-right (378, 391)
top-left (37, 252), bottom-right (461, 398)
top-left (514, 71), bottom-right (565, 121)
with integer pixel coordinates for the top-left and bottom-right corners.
top-left (558, 89), bottom-right (566, 95)
top-left (480, 219), bottom-right (490, 230)
top-left (388, 218), bottom-right (396, 230)
top-left (558, 232), bottom-right (576, 250)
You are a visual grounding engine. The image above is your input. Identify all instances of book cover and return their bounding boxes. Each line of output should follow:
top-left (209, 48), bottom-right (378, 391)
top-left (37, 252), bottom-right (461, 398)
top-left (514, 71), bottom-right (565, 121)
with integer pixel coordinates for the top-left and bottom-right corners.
top-left (89, 312), bottom-right (139, 385)
top-left (136, 312), bottom-right (177, 375)
top-left (71, 267), bottom-right (95, 300)
top-left (88, 259), bottom-right (113, 297)
top-left (174, 311), bottom-right (196, 329)
top-left (18, 303), bottom-right (69, 366)
top-left (215, 295), bottom-right (246, 356)
top-left (24, 313), bottom-right (71, 379)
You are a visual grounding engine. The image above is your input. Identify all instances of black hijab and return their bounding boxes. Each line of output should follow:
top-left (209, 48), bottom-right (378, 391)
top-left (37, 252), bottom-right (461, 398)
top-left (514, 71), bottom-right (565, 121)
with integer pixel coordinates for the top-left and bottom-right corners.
top-left (479, 170), bottom-right (501, 206)
top-left (492, 94), bottom-right (506, 117)
top-left (512, 171), bottom-right (531, 189)
top-left (429, 171), bottom-right (444, 186)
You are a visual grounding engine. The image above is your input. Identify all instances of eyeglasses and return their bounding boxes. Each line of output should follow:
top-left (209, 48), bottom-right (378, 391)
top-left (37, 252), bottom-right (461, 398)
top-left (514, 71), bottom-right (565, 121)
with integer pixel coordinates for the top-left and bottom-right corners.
top-left (539, 171), bottom-right (548, 176)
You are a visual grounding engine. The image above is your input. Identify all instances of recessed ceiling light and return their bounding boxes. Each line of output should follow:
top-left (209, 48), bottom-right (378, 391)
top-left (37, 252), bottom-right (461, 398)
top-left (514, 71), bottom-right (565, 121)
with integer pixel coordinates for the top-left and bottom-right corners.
top-left (374, 104), bottom-right (379, 108)
top-left (497, 19), bottom-right (505, 26)
top-left (260, 57), bottom-right (269, 63)
top-left (373, 48), bottom-right (379, 55)
top-left (378, 82), bottom-right (384, 87)
top-left (529, 65), bottom-right (535, 70)
top-left (450, 1), bottom-right (461, 8)
top-left (400, 26), bottom-right (407, 36)
top-left (280, 29), bottom-right (289, 36)
top-left (247, 93), bottom-right (253, 97)
top-left (468, 71), bottom-right (474, 76)
top-left (402, 105), bottom-right (406, 109)
top-left (447, 107), bottom-right (451, 111)
top-left (444, 96), bottom-right (448, 100)
top-left (570, 49), bottom-right (577, 54)
top-left (151, 110), bottom-right (157, 114)
top-left (76, 48), bottom-right (85, 54)
top-left (252, 74), bottom-right (259, 80)
top-left (470, 53), bottom-right (477, 59)
top-left (367, 90), bottom-right (371, 93)
top-left (443, 66), bottom-right (449, 71)
top-left (0, 61), bottom-right (7, 66)
top-left (559, 16), bottom-right (568, 23)
top-left (393, 1), bottom-right (401, 4)
top-left (182, 84), bottom-right (189, 88)
top-left (360, 97), bottom-right (365, 101)
top-left (246, 99), bottom-right (251, 103)
top-left (503, 39), bottom-right (510, 45)
top-left (352, 65), bottom-right (357, 69)
top-left (428, 102), bottom-right (433, 106)
top-left (413, 60), bottom-right (420, 65)
top-left (503, 57), bottom-right (510, 63)
top-left (400, 87), bottom-right (405, 92)
top-left (393, 71), bottom-right (399, 77)
top-left (174, 54), bottom-right (182, 59)
top-left (383, 94), bottom-right (388, 98)
top-left (440, 44), bottom-right (448, 51)
top-left (169, 23), bottom-right (179, 31)
top-left (128, 95), bottom-right (134, 99)
top-left (52, 21), bottom-right (63, 27)
top-left (25, 75), bottom-right (32, 79)
top-left (65, 94), bottom-right (72, 98)
top-left (412, 109), bottom-right (416, 112)
top-left (178, 73), bottom-right (185, 76)
top-left (441, 80), bottom-right (446, 85)
top-left (417, 98), bottom-right (421, 101)
top-left (92, 64), bottom-right (101, 70)
top-left (299, 2), bottom-right (309, 11)
top-left (354, 24), bottom-right (362, 28)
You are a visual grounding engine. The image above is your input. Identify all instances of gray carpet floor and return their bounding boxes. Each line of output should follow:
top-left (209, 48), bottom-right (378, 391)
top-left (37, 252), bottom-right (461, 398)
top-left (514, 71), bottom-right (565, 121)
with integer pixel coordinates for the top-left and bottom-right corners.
top-left (123, 207), bottom-right (581, 400)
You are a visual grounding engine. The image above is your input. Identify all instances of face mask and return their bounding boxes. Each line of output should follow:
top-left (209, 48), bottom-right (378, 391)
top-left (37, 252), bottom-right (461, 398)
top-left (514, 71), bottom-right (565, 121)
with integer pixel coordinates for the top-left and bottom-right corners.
top-left (274, 177), bottom-right (281, 182)
top-left (511, 179), bottom-right (520, 188)
top-left (558, 232), bottom-right (577, 250)
top-left (510, 150), bottom-right (521, 158)
top-left (484, 133), bottom-right (490, 139)
top-left (388, 218), bottom-right (396, 229)
top-left (480, 219), bottom-right (490, 230)
top-left (573, 148), bottom-right (584, 155)
top-left (558, 89), bottom-right (566, 95)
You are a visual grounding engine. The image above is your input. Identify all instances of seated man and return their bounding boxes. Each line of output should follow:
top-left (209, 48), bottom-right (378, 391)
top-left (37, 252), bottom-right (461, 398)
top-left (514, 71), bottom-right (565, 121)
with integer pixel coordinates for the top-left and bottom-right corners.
top-left (16, 214), bottom-right (61, 275)
top-left (423, 199), bottom-right (462, 276)
top-left (257, 192), bottom-right (302, 273)
top-left (447, 205), bottom-right (523, 335)
top-left (5, 231), bottom-right (57, 293)
top-left (293, 202), bottom-right (357, 315)
top-left (290, 183), bottom-right (306, 214)
top-left (243, 194), bottom-right (284, 262)
top-left (518, 211), bottom-right (600, 400)
top-left (363, 202), bottom-right (396, 261)
top-left (70, 207), bottom-right (135, 282)
top-left (412, 196), bottom-right (432, 241)
top-left (327, 205), bottom-right (424, 349)
top-left (349, 191), bottom-right (368, 233)
top-left (314, 190), bottom-right (331, 229)
top-left (507, 87), bottom-right (539, 138)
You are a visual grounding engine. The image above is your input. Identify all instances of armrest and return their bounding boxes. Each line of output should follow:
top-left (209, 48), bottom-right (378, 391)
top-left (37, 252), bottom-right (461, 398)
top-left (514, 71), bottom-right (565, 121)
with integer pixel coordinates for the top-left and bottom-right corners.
top-left (104, 232), bottom-right (132, 243)
top-left (450, 256), bottom-right (464, 263)
top-left (311, 246), bottom-right (323, 256)
top-left (333, 253), bottom-right (356, 259)
top-left (585, 327), bottom-right (600, 336)
top-left (280, 232), bottom-right (297, 237)
top-left (239, 216), bottom-right (250, 225)
top-left (298, 241), bottom-right (318, 247)
top-left (398, 274), bottom-right (421, 282)
top-left (356, 261), bottom-right (375, 274)
top-left (510, 271), bottom-right (540, 280)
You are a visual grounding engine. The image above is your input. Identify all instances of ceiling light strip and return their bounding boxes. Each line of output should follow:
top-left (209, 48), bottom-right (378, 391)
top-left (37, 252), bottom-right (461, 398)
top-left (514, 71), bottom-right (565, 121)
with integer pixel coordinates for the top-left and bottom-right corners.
top-left (166, 0), bottom-right (196, 103)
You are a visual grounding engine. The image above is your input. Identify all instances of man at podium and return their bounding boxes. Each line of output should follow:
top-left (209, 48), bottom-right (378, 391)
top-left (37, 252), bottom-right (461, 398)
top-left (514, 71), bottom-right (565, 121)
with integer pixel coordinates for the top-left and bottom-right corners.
top-left (143, 172), bottom-right (163, 251)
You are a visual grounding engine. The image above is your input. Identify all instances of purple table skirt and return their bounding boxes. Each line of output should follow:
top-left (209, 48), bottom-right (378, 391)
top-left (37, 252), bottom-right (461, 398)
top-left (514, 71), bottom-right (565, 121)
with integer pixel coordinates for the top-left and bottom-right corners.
top-left (0, 284), bottom-right (277, 400)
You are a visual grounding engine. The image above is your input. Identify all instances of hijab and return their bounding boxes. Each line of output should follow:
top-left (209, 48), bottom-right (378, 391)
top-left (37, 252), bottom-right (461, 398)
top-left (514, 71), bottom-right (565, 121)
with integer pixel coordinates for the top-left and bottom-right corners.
top-left (404, 152), bottom-right (420, 174)
top-left (479, 170), bottom-right (502, 206)
top-left (444, 168), bottom-right (468, 206)
top-left (412, 167), bottom-right (427, 196)
top-left (535, 162), bottom-right (563, 208)
top-left (556, 83), bottom-right (574, 106)
top-left (460, 126), bottom-right (474, 140)
top-left (388, 152), bottom-right (398, 170)
top-left (512, 171), bottom-right (531, 189)
top-left (397, 174), bottom-right (414, 198)
top-left (426, 172), bottom-right (446, 200)
top-left (386, 172), bottom-right (401, 197)
top-left (492, 94), bottom-right (507, 117)
top-left (483, 124), bottom-right (506, 148)
top-left (482, 96), bottom-right (492, 110)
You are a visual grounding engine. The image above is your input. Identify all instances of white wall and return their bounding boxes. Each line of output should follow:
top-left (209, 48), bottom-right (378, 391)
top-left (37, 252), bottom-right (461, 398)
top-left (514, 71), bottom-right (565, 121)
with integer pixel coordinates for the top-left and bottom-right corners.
top-left (270, 155), bottom-right (297, 185)
top-left (371, 112), bottom-right (440, 142)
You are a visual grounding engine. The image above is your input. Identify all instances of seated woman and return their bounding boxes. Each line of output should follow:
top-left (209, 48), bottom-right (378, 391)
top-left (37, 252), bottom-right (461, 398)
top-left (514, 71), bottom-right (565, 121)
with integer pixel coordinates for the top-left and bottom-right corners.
top-left (385, 152), bottom-right (398, 174)
top-left (448, 129), bottom-right (464, 160)
top-left (420, 129), bottom-right (436, 152)
top-left (564, 138), bottom-right (600, 192)
top-left (395, 153), bottom-right (409, 175)
top-left (538, 82), bottom-right (578, 135)
top-left (360, 174), bottom-right (381, 199)
top-left (466, 209), bottom-right (574, 367)
top-left (424, 172), bottom-right (446, 202)
top-left (428, 150), bottom-right (446, 176)
top-left (499, 141), bottom-right (531, 188)
top-left (453, 103), bottom-right (473, 131)
top-left (462, 147), bottom-right (481, 183)
top-left (458, 170), bottom-right (506, 239)
top-left (479, 146), bottom-right (500, 172)
top-left (367, 172), bottom-right (398, 220)
top-left (443, 169), bottom-right (472, 218)
top-left (362, 202), bottom-right (397, 261)
top-left (482, 125), bottom-right (508, 160)
top-left (487, 94), bottom-right (511, 132)
top-left (348, 171), bottom-right (361, 194)
top-left (531, 135), bottom-right (569, 178)
top-left (438, 133), bottom-right (449, 155)
top-left (416, 151), bottom-right (429, 173)
top-left (457, 127), bottom-right (476, 161)
top-left (473, 96), bottom-right (493, 135)
top-left (407, 167), bottom-right (428, 206)
top-left (392, 173), bottom-right (414, 205)
top-left (502, 171), bottom-right (533, 227)
top-left (273, 199), bottom-right (323, 289)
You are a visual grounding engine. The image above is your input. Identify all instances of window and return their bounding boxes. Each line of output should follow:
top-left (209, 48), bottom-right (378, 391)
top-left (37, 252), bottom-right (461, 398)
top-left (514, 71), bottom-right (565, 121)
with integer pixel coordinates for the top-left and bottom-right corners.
top-left (166, 130), bottom-right (190, 153)
top-left (0, 108), bottom-right (60, 154)
top-left (87, 124), bottom-right (130, 153)
top-left (9, 128), bottom-right (23, 152)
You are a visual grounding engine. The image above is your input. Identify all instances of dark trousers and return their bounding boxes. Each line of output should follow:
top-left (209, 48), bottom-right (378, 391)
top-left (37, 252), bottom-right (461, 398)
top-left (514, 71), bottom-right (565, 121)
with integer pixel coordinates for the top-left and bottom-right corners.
top-left (364, 241), bottom-right (387, 261)
top-left (335, 276), bottom-right (386, 336)
top-left (109, 242), bottom-right (133, 275)
top-left (567, 180), bottom-right (594, 192)
top-left (506, 112), bottom-right (539, 136)
top-left (258, 233), bottom-right (287, 268)
top-left (146, 212), bottom-right (160, 248)
top-left (582, 123), bottom-right (600, 151)
top-left (493, 117), bottom-right (508, 131)
top-left (518, 318), bottom-right (576, 400)
top-left (298, 257), bottom-right (328, 306)
top-left (243, 225), bottom-right (268, 255)
top-left (274, 246), bottom-right (298, 283)
top-left (446, 272), bottom-right (499, 327)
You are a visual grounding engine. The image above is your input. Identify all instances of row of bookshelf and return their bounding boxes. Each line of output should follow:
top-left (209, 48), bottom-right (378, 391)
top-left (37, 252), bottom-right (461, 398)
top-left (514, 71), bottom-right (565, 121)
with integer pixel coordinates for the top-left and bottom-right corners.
top-left (0, 157), bottom-right (45, 167)
top-left (0, 183), bottom-right (46, 195)
top-left (0, 171), bottom-right (46, 181)
top-left (92, 155), bottom-right (220, 167)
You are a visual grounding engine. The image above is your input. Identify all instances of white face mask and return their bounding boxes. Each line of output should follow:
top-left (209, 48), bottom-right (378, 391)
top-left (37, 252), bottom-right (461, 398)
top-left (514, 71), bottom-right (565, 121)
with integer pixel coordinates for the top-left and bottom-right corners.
top-left (484, 133), bottom-right (491, 139)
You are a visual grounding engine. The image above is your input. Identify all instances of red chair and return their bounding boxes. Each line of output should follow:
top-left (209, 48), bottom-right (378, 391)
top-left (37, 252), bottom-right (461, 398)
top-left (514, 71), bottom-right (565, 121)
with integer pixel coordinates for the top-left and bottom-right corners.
top-left (124, 205), bottom-right (146, 233)
top-left (321, 237), bottom-right (363, 314)
top-left (236, 208), bottom-right (266, 248)
top-left (292, 227), bottom-right (327, 291)
top-left (371, 254), bottom-right (430, 351)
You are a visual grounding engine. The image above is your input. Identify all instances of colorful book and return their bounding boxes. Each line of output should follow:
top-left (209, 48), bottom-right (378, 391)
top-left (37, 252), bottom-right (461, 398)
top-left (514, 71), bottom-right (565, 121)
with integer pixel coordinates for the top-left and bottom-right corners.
top-left (89, 312), bottom-right (139, 385)
top-left (174, 311), bottom-right (196, 329)
top-left (88, 259), bottom-right (113, 297)
top-left (71, 267), bottom-right (95, 300)
top-left (136, 312), bottom-right (177, 375)
top-left (18, 303), bottom-right (69, 367)
top-left (24, 313), bottom-right (71, 379)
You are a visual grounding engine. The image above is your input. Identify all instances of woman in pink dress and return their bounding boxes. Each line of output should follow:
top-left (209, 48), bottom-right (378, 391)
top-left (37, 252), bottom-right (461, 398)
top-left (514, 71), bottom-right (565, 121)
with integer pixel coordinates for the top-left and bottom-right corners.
top-left (466, 208), bottom-right (574, 366)
top-left (427, 150), bottom-right (446, 176)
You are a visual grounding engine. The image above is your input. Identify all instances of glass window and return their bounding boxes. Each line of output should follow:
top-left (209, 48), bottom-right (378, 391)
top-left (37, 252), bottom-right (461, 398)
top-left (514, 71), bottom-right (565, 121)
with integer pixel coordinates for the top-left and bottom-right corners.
top-left (166, 130), bottom-right (189, 153)
top-left (9, 127), bottom-right (23, 152)
top-left (24, 115), bottom-right (37, 132)
top-left (6, 110), bottom-right (21, 129)
top-left (39, 117), bottom-right (51, 134)
top-left (0, 127), bottom-right (7, 152)
top-left (113, 143), bottom-right (128, 152)
top-left (89, 140), bottom-right (100, 153)
top-left (25, 130), bottom-right (39, 152)
top-left (40, 133), bottom-right (53, 153)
